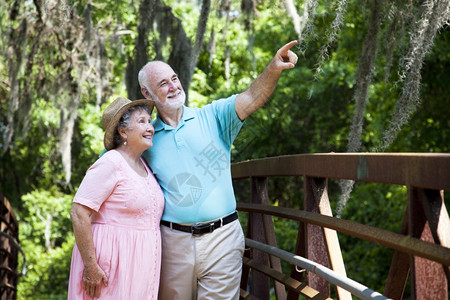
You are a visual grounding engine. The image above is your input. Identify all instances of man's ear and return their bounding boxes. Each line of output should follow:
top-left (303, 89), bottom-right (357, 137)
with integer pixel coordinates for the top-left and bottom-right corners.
top-left (141, 87), bottom-right (152, 100)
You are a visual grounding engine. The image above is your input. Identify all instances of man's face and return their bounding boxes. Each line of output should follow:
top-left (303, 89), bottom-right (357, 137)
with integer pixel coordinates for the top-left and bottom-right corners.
top-left (144, 62), bottom-right (186, 110)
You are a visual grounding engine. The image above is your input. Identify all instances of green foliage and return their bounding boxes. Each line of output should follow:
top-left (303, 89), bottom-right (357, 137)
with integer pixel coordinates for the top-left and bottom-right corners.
top-left (17, 189), bottom-right (74, 299)
top-left (273, 216), bottom-right (300, 274)
top-left (70, 102), bottom-right (105, 185)
top-left (77, 103), bottom-right (104, 157)
top-left (18, 238), bottom-right (74, 300)
top-left (338, 183), bottom-right (408, 294)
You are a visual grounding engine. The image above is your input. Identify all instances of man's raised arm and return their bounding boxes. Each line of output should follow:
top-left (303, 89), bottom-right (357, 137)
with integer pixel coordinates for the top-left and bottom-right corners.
top-left (235, 40), bottom-right (298, 121)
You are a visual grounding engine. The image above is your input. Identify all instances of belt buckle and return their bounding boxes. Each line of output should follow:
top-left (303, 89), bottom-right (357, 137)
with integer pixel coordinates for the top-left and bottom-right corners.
top-left (191, 222), bottom-right (215, 235)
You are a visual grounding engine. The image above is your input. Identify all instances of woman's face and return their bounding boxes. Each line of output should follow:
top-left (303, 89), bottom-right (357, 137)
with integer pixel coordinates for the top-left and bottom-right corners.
top-left (121, 108), bottom-right (154, 151)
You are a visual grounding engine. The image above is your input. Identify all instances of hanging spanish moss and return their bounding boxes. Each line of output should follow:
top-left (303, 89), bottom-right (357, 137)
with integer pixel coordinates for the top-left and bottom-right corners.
top-left (3, 17), bottom-right (27, 154)
top-left (221, 0), bottom-right (232, 82)
top-left (284, 0), bottom-right (318, 46)
top-left (314, 0), bottom-right (348, 80)
top-left (56, 3), bottom-right (108, 185)
top-left (207, 27), bottom-right (216, 68)
top-left (346, 0), bottom-right (381, 153)
top-left (191, 0), bottom-right (212, 84)
top-left (383, 4), bottom-right (401, 82)
top-left (337, 0), bottom-right (450, 215)
top-left (375, 0), bottom-right (450, 152)
top-left (241, 0), bottom-right (256, 70)
top-left (3, 0), bottom-right (108, 185)
top-left (1, 0), bottom-right (448, 202)
top-left (336, 0), bottom-right (382, 217)
top-left (241, 0), bottom-right (255, 31)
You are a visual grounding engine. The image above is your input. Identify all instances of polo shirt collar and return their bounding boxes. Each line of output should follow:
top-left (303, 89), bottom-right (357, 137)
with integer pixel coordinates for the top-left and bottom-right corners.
top-left (153, 106), bottom-right (195, 131)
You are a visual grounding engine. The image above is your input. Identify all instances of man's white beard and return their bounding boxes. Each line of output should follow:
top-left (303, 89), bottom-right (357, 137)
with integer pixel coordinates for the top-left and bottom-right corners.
top-left (158, 90), bottom-right (186, 110)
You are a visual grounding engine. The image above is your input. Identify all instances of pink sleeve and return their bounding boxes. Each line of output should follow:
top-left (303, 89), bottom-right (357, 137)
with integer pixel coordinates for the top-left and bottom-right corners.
top-left (73, 154), bottom-right (118, 212)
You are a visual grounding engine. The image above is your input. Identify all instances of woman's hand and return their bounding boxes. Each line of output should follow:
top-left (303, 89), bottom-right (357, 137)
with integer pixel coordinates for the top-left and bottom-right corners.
top-left (82, 264), bottom-right (108, 298)
top-left (71, 203), bottom-right (109, 298)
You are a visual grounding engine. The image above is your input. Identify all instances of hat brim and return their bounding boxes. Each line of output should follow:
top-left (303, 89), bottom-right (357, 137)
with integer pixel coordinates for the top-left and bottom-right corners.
top-left (103, 99), bottom-right (155, 150)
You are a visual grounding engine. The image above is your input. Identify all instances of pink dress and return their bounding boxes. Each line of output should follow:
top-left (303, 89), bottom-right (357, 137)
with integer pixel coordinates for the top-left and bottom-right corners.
top-left (68, 150), bottom-right (164, 299)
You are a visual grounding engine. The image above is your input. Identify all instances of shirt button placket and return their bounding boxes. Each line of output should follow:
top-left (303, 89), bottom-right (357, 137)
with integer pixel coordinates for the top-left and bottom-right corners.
top-left (174, 131), bottom-right (185, 148)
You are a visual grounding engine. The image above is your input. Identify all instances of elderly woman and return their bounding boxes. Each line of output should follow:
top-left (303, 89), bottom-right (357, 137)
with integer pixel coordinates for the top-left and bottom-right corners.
top-left (68, 97), bottom-right (164, 299)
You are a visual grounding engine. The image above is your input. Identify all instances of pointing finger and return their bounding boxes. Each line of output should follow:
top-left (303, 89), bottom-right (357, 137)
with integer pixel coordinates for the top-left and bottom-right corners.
top-left (278, 40), bottom-right (298, 56)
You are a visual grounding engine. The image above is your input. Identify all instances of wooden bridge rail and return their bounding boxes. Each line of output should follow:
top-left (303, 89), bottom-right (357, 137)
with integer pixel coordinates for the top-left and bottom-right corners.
top-left (232, 153), bottom-right (450, 300)
top-left (0, 193), bottom-right (19, 300)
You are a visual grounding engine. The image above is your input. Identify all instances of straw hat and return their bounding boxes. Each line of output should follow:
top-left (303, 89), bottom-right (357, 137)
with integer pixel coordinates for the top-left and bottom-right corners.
top-left (102, 97), bottom-right (155, 150)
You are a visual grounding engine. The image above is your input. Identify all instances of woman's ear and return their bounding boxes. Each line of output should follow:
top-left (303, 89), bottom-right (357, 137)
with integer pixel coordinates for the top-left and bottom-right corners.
top-left (118, 127), bottom-right (127, 140)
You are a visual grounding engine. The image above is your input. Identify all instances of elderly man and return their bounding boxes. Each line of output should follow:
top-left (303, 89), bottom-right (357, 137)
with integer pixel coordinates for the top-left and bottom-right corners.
top-left (138, 41), bottom-right (298, 300)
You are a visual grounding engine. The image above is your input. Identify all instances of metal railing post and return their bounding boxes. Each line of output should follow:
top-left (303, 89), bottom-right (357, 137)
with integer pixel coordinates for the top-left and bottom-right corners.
top-left (384, 210), bottom-right (409, 299)
top-left (408, 187), bottom-right (449, 299)
top-left (1, 192), bottom-right (20, 300)
top-left (304, 176), bottom-right (352, 300)
top-left (248, 177), bottom-right (270, 300)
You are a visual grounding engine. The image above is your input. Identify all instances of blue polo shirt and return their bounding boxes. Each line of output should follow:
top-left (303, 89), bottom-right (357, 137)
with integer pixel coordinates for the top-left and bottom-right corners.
top-left (142, 94), bottom-right (244, 223)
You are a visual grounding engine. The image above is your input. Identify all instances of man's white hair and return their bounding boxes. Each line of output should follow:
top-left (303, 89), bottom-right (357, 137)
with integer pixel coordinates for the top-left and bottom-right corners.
top-left (138, 62), bottom-right (151, 89)
top-left (138, 60), bottom-right (168, 91)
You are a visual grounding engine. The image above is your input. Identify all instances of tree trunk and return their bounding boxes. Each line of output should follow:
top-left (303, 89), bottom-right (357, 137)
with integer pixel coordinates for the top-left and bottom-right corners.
top-left (126, 0), bottom-right (157, 100)
top-left (127, 0), bottom-right (211, 105)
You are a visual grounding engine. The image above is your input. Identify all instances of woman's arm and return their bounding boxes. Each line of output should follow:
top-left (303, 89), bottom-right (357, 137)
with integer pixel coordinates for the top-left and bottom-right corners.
top-left (70, 203), bottom-right (108, 298)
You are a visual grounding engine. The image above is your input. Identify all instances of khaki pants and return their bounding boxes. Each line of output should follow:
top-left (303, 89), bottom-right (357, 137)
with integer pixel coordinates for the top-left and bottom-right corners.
top-left (158, 219), bottom-right (245, 300)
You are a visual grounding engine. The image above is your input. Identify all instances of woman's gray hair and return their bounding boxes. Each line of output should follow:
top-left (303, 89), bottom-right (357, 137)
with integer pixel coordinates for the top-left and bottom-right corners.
top-left (111, 105), bottom-right (152, 149)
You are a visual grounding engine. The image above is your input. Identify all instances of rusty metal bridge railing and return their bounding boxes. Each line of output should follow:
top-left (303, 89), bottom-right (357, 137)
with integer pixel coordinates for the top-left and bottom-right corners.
top-left (232, 153), bottom-right (450, 300)
top-left (0, 193), bottom-right (22, 300)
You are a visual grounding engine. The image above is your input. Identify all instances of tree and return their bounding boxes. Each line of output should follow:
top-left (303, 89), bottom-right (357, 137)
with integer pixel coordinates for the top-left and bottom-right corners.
top-left (125, 0), bottom-right (211, 102)
top-left (0, 0), bottom-right (449, 298)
